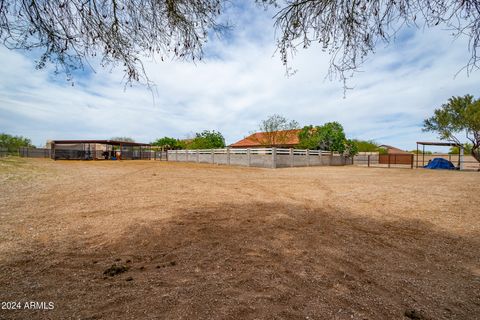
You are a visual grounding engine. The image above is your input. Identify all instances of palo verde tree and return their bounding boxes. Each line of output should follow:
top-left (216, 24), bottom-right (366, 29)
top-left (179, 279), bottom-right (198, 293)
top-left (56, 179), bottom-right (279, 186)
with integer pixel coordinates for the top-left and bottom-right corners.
top-left (253, 114), bottom-right (299, 146)
top-left (2, 1), bottom-right (479, 87)
top-left (423, 94), bottom-right (480, 163)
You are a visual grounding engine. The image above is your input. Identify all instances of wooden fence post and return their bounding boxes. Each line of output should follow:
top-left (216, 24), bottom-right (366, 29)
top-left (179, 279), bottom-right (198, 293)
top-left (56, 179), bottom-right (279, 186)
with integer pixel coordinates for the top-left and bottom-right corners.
top-left (211, 149), bottom-right (214, 164)
top-left (175, 150), bottom-right (178, 161)
top-left (247, 148), bottom-right (251, 167)
top-left (368, 155), bottom-right (370, 167)
top-left (227, 147), bottom-right (231, 165)
top-left (197, 150), bottom-right (199, 163)
top-left (306, 149), bottom-right (310, 166)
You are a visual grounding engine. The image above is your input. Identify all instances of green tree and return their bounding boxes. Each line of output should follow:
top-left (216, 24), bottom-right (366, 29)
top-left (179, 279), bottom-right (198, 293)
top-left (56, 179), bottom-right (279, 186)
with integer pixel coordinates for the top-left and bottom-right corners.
top-left (152, 137), bottom-right (184, 150)
top-left (0, 133), bottom-right (34, 154)
top-left (352, 140), bottom-right (379, 152)
top-left (449, 143), bottom-right (473, 155)
top-left (423, 95), bottom-right (480, 163)
top-left (343, 139), bottom-right (359, 157)
top-left (298, 122), bottom-right (347, 153)
top-left (188, 130), bottom-right (225, 149)
top-left (110, 137), bottom-right (135, 142)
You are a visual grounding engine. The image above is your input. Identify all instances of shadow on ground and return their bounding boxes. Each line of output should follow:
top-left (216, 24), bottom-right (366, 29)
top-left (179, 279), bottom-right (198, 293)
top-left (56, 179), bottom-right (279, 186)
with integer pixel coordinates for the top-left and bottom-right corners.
top-left (0, 202), bottom-right (479, 319)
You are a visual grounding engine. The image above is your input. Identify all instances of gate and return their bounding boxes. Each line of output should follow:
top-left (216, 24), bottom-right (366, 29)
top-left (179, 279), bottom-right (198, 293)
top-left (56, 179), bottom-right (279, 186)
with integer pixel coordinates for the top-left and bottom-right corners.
top-left (379, 154), bottom-right (414, 168)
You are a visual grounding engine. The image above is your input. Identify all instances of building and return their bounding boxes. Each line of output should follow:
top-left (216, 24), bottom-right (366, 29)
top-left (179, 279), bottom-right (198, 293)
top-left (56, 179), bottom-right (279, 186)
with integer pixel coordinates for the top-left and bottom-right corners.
top-left (230, 129), bottom-right (301, 148)
top-left (378, 144), bottom-right (410, 154)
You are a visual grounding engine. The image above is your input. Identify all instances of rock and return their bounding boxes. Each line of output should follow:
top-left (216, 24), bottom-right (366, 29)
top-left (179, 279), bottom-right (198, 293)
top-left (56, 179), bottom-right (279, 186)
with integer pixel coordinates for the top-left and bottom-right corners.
top-left (103, 264), bottom-right (128, 277)
top-left (404, 309), bottom-right (427, 320)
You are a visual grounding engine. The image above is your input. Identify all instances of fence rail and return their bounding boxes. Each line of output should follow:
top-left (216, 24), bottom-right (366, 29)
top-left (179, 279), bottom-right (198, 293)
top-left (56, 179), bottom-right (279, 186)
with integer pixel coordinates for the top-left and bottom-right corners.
top-left (168, 147), bottom-right (348, 169)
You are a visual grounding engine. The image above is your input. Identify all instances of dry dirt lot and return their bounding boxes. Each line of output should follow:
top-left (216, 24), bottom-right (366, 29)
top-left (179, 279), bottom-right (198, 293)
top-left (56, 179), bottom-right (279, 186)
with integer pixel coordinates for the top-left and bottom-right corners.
top-left (0, 158), bottom-right (479, 320)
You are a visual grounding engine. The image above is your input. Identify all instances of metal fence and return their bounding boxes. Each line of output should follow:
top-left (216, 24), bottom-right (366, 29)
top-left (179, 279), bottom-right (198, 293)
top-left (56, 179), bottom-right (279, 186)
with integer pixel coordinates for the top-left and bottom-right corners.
top-left (353, 152), bottom-right (479, 170)
top-left (17, 147), bottom-right (167, 161)
top-left (19, 147), bottom-right (51, 158)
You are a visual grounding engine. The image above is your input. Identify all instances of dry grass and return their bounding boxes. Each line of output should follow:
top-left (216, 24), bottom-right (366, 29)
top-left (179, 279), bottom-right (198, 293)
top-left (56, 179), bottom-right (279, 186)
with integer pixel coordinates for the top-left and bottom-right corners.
top-left (0, 158), bottom-right (479, 319)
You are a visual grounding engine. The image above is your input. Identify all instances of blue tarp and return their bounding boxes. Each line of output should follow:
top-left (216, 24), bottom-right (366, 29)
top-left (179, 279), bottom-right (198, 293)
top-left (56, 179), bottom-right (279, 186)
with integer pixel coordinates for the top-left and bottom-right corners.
top-left (424, 158), bottom-right (455, 170)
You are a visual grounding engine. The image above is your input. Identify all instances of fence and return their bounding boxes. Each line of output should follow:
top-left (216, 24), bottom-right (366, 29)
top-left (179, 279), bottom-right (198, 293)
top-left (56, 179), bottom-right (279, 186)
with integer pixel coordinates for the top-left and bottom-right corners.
top-left (0, 148), bottom-right (7, 158)
top-left (354, 153), bottom-right (414, 168)
top-left (167, 148), bottom-right (349, 168)
top-left (18, 147), bottom-right (166, 160)
top-left (414, 154), bottom-right (479, 170)
top-left (19, 147), bottom-right (51, 158)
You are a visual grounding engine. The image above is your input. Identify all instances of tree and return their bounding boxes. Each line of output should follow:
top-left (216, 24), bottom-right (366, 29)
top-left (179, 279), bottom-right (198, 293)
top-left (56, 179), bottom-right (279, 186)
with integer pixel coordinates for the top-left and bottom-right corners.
top-left (298, 122), bottom-right (346, 152)
top-left (111, 137), bottom-right (135, 142)
top-left (449, 143), bottom-right (473, 155)
top-left (152, 137), bottom-right (184, 150)
top-left (0, 133), bottom-right (34, 153)
top-left (297, 121), bottom-right (357, 156)
top-left (188, 130), bottom-right (225, 149)
top-left (269, 0), bottom-right (480, 87)
top-left (352, 140), bottom-right (380, 152)
top-left (253, 114), bottom-right (299, 146)
top-left (423, 95), bottom-right (480, 163)
top-left (0, 0), bottom-right (225, 83)
top-left (343, 139), bottom-right (359, 158)
top-left (2, 1), bottom-right (478, 87)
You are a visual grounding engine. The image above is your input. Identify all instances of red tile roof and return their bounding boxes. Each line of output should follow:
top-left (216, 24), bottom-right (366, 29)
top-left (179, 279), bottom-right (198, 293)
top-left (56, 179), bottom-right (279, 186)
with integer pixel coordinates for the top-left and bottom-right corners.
top-left (230, 129), bottom-right (301, 148)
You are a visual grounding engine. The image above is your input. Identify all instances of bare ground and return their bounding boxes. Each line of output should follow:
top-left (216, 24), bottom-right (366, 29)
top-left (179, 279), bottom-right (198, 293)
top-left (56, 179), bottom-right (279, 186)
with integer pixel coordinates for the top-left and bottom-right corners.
top-left (0, 158), bottom-right (479, 319)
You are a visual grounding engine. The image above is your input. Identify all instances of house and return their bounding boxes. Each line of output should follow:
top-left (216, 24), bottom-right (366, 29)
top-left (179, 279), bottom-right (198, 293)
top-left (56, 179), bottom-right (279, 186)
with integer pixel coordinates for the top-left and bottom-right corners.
top-left (230, 129), bottom-right (301, 148)
top-left (378, 144), bottom-right (410, 154)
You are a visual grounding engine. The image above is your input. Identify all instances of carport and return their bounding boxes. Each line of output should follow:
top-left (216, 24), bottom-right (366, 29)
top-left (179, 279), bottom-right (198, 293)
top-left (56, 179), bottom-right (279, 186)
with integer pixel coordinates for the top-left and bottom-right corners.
top-left (50, 140), bottom-right (151, 160)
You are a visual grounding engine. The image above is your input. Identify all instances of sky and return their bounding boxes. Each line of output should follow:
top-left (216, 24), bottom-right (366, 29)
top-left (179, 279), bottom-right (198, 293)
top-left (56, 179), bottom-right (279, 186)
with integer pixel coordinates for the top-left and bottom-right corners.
top-left (1, 3), bottom-right (479, 151)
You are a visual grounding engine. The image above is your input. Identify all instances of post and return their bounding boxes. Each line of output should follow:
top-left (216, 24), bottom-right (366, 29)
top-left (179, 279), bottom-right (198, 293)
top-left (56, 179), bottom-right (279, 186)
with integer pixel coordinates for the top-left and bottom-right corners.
top-left (459, 146), bottom-right (465, 170)
top-left (175, 149), bottom-right (178, 161)
top-left (227, 147), bottom-right (231, 165)
top-left (272, 147), bottom-right (277, 169)
top-left (306, 149), bottom-right (310, 166)
top-left (411, 154), bottom-right (414, 169)
top-left (186, 149), bottom-right (189, 162)
top-left (289, 148), bottom-right (294, 167)
top-left (196, 149), bottom-right (199, 163)
top-left (211, 149), bottom-right (214, 164)
top-left (416, 143), bottom-right (419, 168)
top-left (422, 145), bottom-right (425, 167)
top-left (247, 148), bottom-right (251, 167)
top-left (367, 155), bottom-right (370, 167)
top-left (388, 154), bottom-right (391, 168)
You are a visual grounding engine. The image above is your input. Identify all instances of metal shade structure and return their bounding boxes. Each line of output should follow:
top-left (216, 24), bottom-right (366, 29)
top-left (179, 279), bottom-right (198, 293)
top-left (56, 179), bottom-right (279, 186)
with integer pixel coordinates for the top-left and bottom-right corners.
top-left (416, 141), bottom-right (464, 169)
top-left (50, 139), bottom-right (152, 160)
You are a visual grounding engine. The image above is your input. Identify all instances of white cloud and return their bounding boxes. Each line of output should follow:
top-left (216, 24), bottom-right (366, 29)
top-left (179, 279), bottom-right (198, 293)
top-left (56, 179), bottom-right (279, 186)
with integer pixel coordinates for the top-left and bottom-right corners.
top-left (0, 4), bottom-right (479, 152)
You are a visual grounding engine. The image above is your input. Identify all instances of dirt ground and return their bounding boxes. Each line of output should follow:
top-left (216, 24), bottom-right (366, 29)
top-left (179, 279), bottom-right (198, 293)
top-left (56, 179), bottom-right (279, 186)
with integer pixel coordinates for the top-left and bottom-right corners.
top-left (0, 158), bottom-right (479, 320)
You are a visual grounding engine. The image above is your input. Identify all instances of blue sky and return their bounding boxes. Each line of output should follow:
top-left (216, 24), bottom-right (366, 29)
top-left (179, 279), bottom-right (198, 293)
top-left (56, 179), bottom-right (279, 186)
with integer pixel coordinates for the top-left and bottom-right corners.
top-left (1, 3), bottom-right (479, 151)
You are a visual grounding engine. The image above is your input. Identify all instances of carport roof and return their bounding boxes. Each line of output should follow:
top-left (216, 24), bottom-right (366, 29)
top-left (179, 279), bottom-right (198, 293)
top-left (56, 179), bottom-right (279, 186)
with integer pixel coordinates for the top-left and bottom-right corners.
top-left (416, 141), bottom-right (459, 146)
top-left (52, 140), bottom-right (151, 147)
